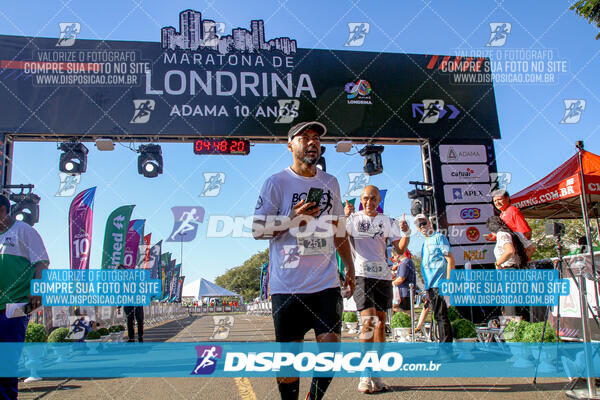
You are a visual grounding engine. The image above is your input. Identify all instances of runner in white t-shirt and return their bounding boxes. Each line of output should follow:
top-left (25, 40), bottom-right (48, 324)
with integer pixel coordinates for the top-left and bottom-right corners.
top-left (253, 121), bottom-right (355, 400)
top-left (344, 185), bottom-right (409, 394)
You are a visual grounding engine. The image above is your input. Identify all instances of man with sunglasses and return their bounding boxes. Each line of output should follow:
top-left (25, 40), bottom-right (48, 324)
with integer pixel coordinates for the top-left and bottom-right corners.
top-left (414, 214), bottom-right (454, 343)
top-left (253, 121), bottom-right (355, 400)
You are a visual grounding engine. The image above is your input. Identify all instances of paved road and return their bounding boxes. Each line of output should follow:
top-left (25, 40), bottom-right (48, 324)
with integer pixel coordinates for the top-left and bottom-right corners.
top-left (17, 314), bottom-right (578, 399)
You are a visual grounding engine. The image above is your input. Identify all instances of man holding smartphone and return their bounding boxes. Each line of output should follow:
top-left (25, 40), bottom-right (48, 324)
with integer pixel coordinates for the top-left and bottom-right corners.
top-left (253, 121), bottom-right (355, 400)
top-left (0, 194), bottom-right (49, 399)
top-left (344, 185), bottom-right (410, 393)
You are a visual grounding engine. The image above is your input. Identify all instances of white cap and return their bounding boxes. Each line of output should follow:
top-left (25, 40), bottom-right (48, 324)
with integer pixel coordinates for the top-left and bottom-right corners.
top-left (413, 214), bottom-right (429, 226)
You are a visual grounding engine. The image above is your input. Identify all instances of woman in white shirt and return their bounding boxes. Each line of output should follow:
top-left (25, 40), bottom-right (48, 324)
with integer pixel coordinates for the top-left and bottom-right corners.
top-left (486, 216), bottom-right (535, 269)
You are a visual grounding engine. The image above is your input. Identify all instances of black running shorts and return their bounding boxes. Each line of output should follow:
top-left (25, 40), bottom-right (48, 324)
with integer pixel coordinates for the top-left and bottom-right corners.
top-left (271, 287), bottom-right (343, 342)
top-left (353, 276), bottom-right (393, 312)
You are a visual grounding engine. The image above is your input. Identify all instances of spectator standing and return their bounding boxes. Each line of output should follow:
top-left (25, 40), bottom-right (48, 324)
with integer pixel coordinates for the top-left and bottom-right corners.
top-left (414, 214), bottom-right (454, 343)
top-left (0, 194), bottom-right (49, 400)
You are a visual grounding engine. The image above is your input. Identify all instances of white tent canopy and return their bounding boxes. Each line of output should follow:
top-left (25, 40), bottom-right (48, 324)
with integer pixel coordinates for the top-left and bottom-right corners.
top-left (182, 278), bottom-right (242, 302)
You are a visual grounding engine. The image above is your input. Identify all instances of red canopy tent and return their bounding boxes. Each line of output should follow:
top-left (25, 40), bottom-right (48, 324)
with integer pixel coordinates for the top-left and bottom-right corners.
top-left (511, 145), bottom-right (600, 386)
top-left (511, 149), bottom-right (600, 219)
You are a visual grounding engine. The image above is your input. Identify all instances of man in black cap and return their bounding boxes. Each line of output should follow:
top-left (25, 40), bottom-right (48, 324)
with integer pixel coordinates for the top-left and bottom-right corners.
top-left (253, 121), bottom-right (355, 400)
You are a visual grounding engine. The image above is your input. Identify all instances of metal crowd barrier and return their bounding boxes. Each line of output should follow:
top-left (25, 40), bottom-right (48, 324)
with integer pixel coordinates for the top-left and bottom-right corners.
top-left (246, 300), bottom-right (272, 316)
top-left (30, 303), bottom-right (191, 332)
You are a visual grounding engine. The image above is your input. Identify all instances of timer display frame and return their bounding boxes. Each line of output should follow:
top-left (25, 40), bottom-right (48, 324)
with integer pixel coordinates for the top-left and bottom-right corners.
top-left (193, 138), bottom-right (250, 155)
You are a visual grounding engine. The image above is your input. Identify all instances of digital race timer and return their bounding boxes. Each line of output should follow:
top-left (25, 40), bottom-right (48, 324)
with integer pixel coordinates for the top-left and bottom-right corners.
top-left (193, 138), bottom-right (250, 155)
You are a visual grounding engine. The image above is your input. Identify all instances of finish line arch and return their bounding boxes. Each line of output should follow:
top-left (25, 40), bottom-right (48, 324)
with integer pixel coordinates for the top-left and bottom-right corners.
top-left (0, 23), bottom-right (501, 313)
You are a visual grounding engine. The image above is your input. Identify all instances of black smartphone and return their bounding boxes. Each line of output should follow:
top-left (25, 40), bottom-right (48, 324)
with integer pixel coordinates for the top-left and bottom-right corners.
top-left (23, 302), bottom-right (34, 315)
top-left (306, 187), bottom-right (323, 209)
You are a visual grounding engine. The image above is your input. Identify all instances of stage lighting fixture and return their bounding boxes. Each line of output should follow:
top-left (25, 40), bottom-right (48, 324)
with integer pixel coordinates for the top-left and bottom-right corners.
top-left (336, 141), bottom-right (353, 153)
top-left (137, 144), bottom-right (163, 178)
top-left (316, 146), bottom-right (326, 171)
top-left (407, 181), bottom-right (434, 217)
top-left (59, 142), bottom-right (88, 174)
top-left (359, 145), bottom-right (384, 176)
top-left (95, 138), bottom-right (114, 151)
top-left (10, 192), bottom-right (40, 226)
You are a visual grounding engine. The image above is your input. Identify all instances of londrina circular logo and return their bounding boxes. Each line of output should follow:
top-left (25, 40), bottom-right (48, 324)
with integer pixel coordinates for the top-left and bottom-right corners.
top-left (345, 79), bottom-right (372, 99)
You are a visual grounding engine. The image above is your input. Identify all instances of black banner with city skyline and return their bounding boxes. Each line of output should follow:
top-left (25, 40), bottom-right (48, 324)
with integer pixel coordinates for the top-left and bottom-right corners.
top-left (0, 9), bottom-right (500, 141)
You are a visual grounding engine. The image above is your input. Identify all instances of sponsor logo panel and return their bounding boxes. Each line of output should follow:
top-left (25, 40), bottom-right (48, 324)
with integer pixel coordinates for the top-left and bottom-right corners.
top-left (446, 204), bottom-right (494, 224)
top-left (439, 144), bottom-right (487, 163)
top-left (441, 164), bottom-right (490, 183)
top-left (448, 224), bottom-right (491, 245)
top-left (443, 184), bottom-right (492, 203)
top-left (452, 244), bottom-right (496, 265)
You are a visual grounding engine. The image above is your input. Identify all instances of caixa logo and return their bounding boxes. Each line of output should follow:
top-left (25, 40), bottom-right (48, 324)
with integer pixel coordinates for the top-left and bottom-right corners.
top-left (460, 208), bottom-right (481, 220)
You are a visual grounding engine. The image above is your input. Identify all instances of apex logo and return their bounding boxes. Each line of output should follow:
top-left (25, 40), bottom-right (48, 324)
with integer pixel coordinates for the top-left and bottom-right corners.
top-left (452, 188), bottom-right (463, 200)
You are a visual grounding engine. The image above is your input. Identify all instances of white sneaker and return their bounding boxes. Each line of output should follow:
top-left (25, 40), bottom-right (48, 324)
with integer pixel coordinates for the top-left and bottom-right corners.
top-left (371, 376), bottom-right (390, 392)
top-left (358, 376), bottom-right (372, 393)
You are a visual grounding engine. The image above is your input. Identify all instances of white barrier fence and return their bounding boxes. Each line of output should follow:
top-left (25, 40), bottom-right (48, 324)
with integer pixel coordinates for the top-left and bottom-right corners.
top-left (31, 303), bottom-right (191, 332)
top-left (246, 300), bottom-right (272, 315)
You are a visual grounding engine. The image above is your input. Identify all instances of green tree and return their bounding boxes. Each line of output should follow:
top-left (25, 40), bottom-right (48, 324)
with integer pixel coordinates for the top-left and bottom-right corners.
top-left (571, 0), bottom-right (600, 39)
top-left (527, 218), bottom-right (599, 260)
top-left (215, 249), bottom-right (268, 301)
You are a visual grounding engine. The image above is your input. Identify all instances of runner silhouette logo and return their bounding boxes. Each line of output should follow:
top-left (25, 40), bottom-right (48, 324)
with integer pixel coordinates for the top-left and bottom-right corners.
top-left (560, 99), bottom-right (586, 124)
top-left (131, 100), bottom-right (156, 124)
top-left (191, 345), bottom-right (222, 375)
top-left (486, 22), bottom-right (511, 47)
top-left (345, 23), bottom-right (370, 47)
top-left (167, 206), bottom-right (205, 242)
top-left (199, 172), bottom-right (226, 197)
top-left (56, 23), bottom-right (80, 47)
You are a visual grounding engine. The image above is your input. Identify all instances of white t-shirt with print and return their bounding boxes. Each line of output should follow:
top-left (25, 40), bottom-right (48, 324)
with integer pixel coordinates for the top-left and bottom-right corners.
top-left (0, 221), bottom-right (49, 310)
top-left (254, 167), bottom-right (344, 294)
top-left (494, 231), bottom-right (532, 268)
top-left (346, 210), bottom-right (405, 280)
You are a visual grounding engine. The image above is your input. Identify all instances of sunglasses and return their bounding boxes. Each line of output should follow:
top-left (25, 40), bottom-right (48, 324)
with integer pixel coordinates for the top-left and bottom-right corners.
top-left (417, 221), bottom-right (428, 228)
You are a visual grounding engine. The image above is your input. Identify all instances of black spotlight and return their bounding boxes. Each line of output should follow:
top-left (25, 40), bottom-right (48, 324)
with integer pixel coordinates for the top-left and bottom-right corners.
top-left (138, 144), bottom-right (163, 178)
top-left (359, 145), bottom-right (384, 176)
top-left (407, 181), bottom-right (434, 217)
top-left (316, 146), bottom-right (326, 171)
top-left (59, 142), bottom-right (88, 174)
top-left (10, 192), bottom-right (40, 226)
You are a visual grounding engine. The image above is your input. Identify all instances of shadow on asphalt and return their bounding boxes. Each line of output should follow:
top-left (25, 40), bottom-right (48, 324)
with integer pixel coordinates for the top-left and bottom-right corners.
top-left (392, 381), bottom-right (570, 393)
top-left (144, 316), bottom-right (199, 342)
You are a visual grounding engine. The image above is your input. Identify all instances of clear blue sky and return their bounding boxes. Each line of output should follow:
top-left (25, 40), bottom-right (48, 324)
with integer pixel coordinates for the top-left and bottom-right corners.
top-left (1, 1), bottom-right (598, 284)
